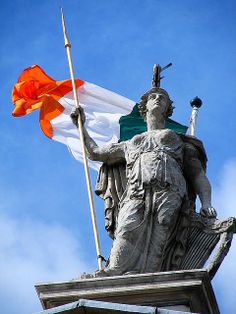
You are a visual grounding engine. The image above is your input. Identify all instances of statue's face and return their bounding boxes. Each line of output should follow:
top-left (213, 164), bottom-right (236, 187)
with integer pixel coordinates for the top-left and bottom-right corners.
top-left (146, 92), bottom-right (169, 119)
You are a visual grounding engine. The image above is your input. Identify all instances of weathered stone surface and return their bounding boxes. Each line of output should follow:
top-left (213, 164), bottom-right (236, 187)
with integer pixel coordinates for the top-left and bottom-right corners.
top-left (35, 269), bottom-right (219, 314)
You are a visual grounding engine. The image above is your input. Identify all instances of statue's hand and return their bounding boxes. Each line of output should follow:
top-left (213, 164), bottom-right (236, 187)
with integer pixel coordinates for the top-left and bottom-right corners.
top-left (70, 106), bottom-right (86, 127)
top-left (200, 207), bottom-right (217, 219)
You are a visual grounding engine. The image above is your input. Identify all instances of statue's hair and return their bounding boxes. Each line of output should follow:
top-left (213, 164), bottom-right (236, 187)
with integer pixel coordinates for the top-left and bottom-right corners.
top-left (138, 87), bottom-right (174, 119)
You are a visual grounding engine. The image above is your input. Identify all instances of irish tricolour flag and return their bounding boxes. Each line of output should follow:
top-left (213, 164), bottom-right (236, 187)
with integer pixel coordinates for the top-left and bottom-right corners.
top-left (12, 65), bottom-right (187, 170)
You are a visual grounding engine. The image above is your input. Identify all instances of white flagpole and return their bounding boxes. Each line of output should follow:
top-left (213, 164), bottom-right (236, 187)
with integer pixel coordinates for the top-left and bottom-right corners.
top-left (61, 8), bottom-right (103, 271)
top-left (188, 97), bottom-right (202, 136)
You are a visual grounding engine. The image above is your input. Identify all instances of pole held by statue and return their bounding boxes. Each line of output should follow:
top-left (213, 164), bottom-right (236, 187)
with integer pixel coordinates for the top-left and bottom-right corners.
top-left (61, 7), bottom-right (103, 271)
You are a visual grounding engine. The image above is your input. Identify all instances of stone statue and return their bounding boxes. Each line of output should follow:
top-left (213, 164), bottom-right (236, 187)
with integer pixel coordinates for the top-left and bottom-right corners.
top-left (71, 68), bottom-right (235, 279)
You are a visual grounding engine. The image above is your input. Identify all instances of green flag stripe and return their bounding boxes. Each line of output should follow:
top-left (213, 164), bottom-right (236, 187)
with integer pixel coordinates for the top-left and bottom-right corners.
top-left (119, 103), bottom-right (188, 142)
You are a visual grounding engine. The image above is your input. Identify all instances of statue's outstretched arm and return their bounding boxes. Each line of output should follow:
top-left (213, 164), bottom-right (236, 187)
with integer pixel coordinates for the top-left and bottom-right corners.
top-left (70, 106), bottom-right (125, 163)
top-left (184, 143), bottom-right (217, 218)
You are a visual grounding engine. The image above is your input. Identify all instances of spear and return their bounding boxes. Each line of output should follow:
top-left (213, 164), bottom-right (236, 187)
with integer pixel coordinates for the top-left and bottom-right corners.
top-left (61, 8), bottom-right (103, 271)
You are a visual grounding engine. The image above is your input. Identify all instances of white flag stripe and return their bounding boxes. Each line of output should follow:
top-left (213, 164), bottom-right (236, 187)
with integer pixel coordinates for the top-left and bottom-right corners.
top-left (50, 82), bottom-right (135, 170)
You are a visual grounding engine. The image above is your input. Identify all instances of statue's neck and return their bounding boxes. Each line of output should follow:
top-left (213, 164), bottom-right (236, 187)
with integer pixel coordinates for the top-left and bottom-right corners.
top-left (146, 115), bottom-right (165, 131)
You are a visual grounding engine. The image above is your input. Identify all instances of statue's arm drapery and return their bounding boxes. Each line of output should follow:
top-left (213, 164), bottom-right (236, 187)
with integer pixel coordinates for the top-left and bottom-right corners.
top-left (182, 136), bottom-right (216, 217)
top-left (95, 162), bottom-right (127, 239)
top-left (83, 127), bottom-right (126, 164)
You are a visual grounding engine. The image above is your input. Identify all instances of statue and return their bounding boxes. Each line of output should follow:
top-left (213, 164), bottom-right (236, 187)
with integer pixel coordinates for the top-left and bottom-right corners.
top-left (71, 65), bottom-right (235, 279)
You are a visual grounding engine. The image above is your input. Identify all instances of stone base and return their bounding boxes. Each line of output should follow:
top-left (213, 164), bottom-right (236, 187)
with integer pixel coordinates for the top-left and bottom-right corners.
top-left (35, 269), bottom-right (219, 314)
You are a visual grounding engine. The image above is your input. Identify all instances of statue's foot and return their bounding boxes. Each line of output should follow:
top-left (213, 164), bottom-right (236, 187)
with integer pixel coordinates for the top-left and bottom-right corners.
top-left (94, 269), bottom-right (108, 277)
top-left (95, 268), bottom-right (123, 277)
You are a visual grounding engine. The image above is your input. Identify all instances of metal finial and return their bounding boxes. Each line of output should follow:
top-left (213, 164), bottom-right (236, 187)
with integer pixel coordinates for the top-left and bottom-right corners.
top-left (190, 96), bottom-right (202, 108)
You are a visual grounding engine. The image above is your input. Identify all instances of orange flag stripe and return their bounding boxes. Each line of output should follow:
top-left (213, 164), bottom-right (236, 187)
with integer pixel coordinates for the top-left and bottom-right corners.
top-left (12, 65), bottom-right (84, 117)
top-left (39, 96), bottom-right (65, 139)
top-left (12, 65), bottom-right (84, 138)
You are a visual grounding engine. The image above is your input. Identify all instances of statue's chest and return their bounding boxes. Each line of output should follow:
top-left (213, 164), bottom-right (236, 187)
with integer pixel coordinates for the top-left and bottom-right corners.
top-left (126, 130), bottom-right (186, 191)
top-left (129, 129), bottom-right (182, 154)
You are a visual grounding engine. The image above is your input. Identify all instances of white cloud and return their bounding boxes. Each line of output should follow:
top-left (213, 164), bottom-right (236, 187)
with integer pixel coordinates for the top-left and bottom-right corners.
top-left (212, 159), bottom-right (236, 313)
top-left (0, 214), bottom-right (89, 314)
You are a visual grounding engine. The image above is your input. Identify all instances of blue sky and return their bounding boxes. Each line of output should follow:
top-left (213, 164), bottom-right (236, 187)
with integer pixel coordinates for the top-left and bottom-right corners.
top-left (0, 1), bottom-right (236, 313)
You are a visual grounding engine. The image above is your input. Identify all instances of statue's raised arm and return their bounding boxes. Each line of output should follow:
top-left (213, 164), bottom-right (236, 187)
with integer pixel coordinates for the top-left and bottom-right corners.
top-left (71, 106), bottom-right (125, 164)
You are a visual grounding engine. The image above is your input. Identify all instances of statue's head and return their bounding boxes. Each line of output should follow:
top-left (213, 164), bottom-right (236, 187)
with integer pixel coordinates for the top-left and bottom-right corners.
top-left (138, 87), bottom-right (174, 120)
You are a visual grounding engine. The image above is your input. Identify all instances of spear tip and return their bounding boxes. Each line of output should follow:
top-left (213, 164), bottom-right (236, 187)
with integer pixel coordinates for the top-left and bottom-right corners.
top-left (61, 7), bottom-right (71, 48)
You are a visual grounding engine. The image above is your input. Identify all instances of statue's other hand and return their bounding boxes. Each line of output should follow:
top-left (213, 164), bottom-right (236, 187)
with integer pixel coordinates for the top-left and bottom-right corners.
top-left (70, 106), bottom-right (86, 127)
top-left (200, 207), bottom-right (217, 219)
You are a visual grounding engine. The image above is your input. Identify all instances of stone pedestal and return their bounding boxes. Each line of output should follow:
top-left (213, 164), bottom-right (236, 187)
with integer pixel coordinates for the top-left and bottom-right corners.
top-left (35, 269), bottom-right (219, 314)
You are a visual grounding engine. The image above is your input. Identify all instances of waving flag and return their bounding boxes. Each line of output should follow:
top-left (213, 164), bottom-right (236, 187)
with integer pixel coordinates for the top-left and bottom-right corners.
top-left (12, 65), bottom-right (187, 170)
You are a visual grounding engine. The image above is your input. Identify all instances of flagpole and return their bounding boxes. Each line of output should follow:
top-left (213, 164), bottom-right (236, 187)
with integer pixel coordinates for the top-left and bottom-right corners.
top-left (60, 8), bottom-right (103, 271)
top-left (188, 96), bottom-right (202, 136)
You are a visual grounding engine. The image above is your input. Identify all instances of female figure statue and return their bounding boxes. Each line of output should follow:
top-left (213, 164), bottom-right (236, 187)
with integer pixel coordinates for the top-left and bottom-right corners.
top-left (71, 87), bottom-right (216, 276)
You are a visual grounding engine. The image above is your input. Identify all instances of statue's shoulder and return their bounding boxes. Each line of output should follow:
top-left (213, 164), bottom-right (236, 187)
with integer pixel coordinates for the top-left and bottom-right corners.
top-left (129, 131), bottom-right (147, 145)
top-left (180, 134), bottom-right (206, 153)
top-left (180, 134), bottom-right (207, 170)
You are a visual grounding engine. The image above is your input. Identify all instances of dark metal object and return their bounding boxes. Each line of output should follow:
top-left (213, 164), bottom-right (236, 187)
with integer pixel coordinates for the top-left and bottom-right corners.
top-left (190, 96), bottom-right (202, 108)
top-left (152, 63), bottom-right (172, 88)
top-left (97, 254), bottom-right (107, 262)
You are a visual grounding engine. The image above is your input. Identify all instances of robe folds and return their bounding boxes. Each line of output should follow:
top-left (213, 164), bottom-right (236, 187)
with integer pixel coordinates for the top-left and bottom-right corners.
top-left (95, 131), bottom-right (207, 275)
